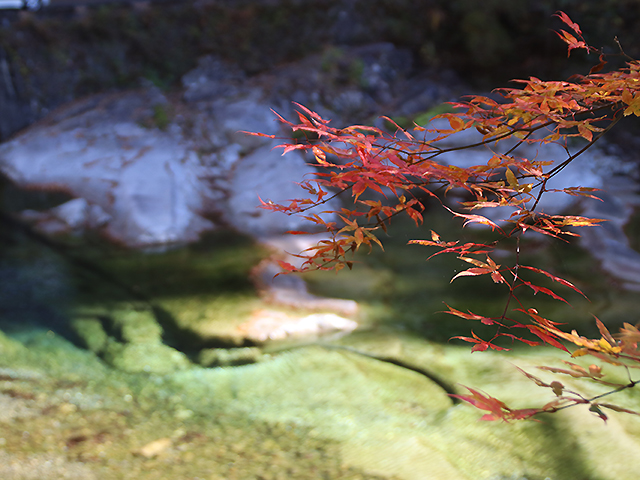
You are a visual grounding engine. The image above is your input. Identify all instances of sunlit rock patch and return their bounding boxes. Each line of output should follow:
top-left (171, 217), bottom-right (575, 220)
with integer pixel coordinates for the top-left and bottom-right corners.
top-left (237, 309), bottom-right (357, 343)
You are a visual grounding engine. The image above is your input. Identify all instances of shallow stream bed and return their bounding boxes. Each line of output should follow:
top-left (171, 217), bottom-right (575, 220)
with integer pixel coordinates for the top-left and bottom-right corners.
top-left (1, 204), bottom-right (640, 479)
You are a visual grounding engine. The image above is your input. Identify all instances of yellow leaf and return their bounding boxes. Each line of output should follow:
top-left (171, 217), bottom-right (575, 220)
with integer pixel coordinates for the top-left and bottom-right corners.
top-left (458, 256), bottom-right (490, 268)
top-left (487, 156), bottom-right (501, 168)
top-left (506, 167), bottom-right (518, 188)
top-left (624, 101), bottom-right (640, 116)
top-left (597, 338), bottom-right (622, 354)
top-left (312, 146), bottom-right (327, 163)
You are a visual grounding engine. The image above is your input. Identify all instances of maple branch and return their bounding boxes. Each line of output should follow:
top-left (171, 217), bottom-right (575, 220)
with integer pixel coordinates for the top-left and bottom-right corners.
top-left (292, 185), bottom-right (350, 213)
top-left (500, 235), bottom-right (521, 323)
top-left (540, 379), bottom-right (639, 416)
top-left (589, 379), bottom-right (639, 401)
top-left (613, 36), bottom-right (635, 62)
top-left (251, 12), bottom-right (640, 422)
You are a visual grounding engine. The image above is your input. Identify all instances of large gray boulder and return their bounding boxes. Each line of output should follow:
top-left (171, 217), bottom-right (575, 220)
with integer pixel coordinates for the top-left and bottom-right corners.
top-left (0, 82), bottom-right (327, 247)
top-left (0, 89), bottom-right (214, 247)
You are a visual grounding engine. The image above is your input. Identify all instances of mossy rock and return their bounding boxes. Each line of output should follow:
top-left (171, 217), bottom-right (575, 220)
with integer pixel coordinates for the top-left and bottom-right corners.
top-left (69, 317), bottom-right (109, 354)
top-left (0, 329), bottom-right (26, 357)
top-left (102, 340), bottom-right (190, 374)
top-left (108, 307), bottom-right (164, 345)
top-left (166, 335), bottom-right (640, 480)
top-left (1, 324), bottom-right (639, 479)
top-left (198, 346), bottom-right (263, 367)
top-left (158, 294), bottom-right (261, 348)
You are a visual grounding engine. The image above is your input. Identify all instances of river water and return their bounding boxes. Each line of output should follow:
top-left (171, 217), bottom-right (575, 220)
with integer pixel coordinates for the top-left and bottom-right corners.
top-left (2, 188), bottom-right (640, 479)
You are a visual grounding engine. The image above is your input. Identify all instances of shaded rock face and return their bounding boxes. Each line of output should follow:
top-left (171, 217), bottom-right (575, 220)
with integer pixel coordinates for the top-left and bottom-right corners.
top-left (578, 177), bottom-right (640, 291)
top-left (0, 252), bottom-right (72, 332)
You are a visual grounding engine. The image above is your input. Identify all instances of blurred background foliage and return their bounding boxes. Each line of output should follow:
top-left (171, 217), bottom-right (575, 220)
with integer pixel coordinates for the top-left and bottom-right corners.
top-left (1, 0), bottom-right (639, 102)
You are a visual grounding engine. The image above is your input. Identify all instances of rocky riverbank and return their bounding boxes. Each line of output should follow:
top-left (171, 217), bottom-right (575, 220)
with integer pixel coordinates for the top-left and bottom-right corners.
top-left (1, 3), bottom-right (640, 478)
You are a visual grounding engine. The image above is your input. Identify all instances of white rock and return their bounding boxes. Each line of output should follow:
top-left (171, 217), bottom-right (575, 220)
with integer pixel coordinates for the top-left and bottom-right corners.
top-left (238, 309), bottom-right (357, 343)
top-left (0, 113), bottom-right (214, 247)
top-left (225, 140), bottom-right (337, 237)
top-left (20, 198), bottom-right (110, 235)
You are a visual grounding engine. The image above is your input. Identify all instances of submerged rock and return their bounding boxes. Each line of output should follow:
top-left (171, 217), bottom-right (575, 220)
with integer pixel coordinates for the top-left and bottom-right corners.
top-left (167, 334), bottom-right (640, 480)
top-left (251, 252), bottom-right (360, 317)
top-left (108, 308), bottom-right (164, 345)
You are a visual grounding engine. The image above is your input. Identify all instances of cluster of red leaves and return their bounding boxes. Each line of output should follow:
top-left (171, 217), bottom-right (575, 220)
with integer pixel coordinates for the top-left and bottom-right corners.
top-left (248, 12), bottom-right (640, 421)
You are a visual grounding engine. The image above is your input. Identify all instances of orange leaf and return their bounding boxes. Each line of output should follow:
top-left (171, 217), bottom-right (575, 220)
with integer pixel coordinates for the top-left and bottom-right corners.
top-left (445, 206), bottom-right (503, 232)
top-left (589, 56), bottom-right (607, 75)
top-left (277, 261), bottom-right (298, 273)
top-left (588, 364), bottom-right (604, 378)
top-left (449, 386), bottom-right (538, 421)
top-left (354, 228), bottom-right (364, 248)
top-left (280, 143), bottom-right (309, 155)
top-left (443, 304), bottom-right (499, 326)
top-left (515, 366), bottom-right (550, 388)
top-left (444, 114), bottom-right (465, 131)
top-left (451, 266), bottom-right (503, 283)
top-left (525, 326), bottom-right (570, 352)
top-left (578, 123), bottom-right (593, 142)
top-left (452, 331), bottom-right (509, 351)
top-left (595, 317), bottom-right (616, 346)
